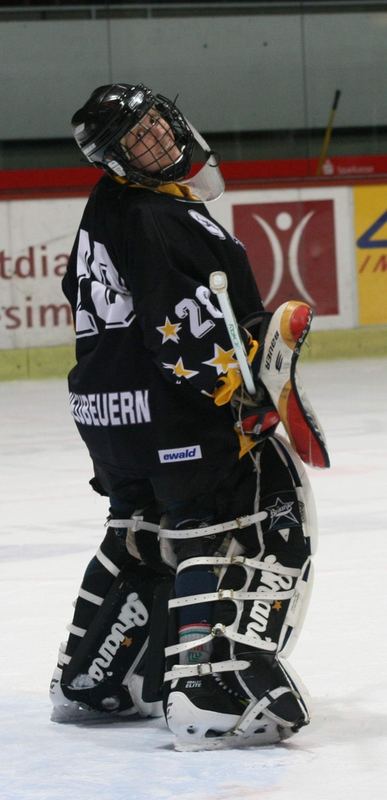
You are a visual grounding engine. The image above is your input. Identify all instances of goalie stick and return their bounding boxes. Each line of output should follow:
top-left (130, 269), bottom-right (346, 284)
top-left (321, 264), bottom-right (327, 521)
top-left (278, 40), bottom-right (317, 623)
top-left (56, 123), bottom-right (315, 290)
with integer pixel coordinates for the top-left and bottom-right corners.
top-left (209, 271), bottom-right (256, 395)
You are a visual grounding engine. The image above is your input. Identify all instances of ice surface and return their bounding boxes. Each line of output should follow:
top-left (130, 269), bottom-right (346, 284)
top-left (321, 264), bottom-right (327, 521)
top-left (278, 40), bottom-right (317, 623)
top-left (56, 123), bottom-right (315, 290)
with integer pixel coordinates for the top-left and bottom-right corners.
top-left (1, 359), bottom-right (386, 800)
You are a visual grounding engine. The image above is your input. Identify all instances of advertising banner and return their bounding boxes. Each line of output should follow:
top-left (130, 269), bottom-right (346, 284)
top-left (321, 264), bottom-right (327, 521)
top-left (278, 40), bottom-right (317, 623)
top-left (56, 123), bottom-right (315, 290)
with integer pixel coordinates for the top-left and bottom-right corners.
top-left (354, 185), bottom-right (387, 326)
top-left (0, 197), bottom-right (86, 349)
top-left (212, 187), bottom-right (357, 331)
top-left (0, 185), bottom-right (358, 351)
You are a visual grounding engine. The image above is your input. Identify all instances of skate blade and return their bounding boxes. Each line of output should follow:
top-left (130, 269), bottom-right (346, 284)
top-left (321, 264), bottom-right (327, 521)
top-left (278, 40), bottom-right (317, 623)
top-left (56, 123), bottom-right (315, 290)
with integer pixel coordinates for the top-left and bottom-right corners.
top-left (174, 723), bottom-right (290, 751)
top-left (50, 703), bottom-right (140, 725)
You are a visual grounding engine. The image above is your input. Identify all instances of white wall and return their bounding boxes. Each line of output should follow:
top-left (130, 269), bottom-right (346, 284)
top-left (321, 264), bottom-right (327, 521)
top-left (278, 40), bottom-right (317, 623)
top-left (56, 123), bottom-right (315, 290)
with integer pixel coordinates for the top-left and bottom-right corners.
top-left (1, 10), bottom-right (387, 139)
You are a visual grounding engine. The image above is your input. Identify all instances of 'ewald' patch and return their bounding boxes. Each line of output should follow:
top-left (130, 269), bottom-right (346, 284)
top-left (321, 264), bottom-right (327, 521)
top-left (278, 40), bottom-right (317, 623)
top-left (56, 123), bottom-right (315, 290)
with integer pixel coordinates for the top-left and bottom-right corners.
top-left (158, 445), bottom-right (202, 463)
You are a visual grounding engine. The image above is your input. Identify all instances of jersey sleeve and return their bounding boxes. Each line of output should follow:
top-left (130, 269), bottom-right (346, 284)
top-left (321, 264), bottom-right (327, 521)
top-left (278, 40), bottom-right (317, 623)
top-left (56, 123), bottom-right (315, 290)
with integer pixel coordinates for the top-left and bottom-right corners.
top-left (125, 203), bottom-right (252, 398)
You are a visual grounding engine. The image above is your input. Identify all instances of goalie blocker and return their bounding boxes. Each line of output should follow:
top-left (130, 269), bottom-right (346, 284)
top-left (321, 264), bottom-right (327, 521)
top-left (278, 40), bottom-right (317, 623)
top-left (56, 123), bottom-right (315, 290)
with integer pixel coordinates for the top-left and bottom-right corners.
top-left (259, 300), bottom-right (329, 469)
top-left (210, 271), bottom-right (329, 470)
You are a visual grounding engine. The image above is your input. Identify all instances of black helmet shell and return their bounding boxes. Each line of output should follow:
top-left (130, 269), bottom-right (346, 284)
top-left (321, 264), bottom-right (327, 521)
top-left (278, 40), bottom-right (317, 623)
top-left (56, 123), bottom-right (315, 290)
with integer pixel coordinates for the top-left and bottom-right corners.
top-left (71, 82), bottom-right (194, 185)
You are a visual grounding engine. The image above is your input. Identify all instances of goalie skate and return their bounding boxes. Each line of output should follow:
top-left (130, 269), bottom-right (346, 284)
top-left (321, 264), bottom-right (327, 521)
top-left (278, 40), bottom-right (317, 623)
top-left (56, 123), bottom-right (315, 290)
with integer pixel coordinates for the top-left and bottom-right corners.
top-left (50, 649), bottom-right (161, 723)
top-left (259, 301), bottom-right (329, 468)
top-left (166, 656), bottom-right (309, 751)
top-left (50, 660), bottom-right (139, 723)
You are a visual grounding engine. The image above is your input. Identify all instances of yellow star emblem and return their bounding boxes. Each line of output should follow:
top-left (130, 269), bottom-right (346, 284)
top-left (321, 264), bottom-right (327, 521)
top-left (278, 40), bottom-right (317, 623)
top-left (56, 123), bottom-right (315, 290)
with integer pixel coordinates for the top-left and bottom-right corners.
top-left (203, 343), bottom-right (238, 375)
top-left (162, 357), bottom-right (199, 380)
top-left (273, 601), bottom-right (282, 612)
top-left (121, 636), bottom-right (133, 647)
top-left (156, 317), bottom-right (182, 343)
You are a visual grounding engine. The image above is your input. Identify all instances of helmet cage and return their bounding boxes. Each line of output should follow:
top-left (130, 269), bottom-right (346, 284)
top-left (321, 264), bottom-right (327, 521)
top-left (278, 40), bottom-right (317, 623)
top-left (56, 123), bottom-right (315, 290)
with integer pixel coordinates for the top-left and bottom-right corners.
top-left (72, 84), bottom-right (194, 185)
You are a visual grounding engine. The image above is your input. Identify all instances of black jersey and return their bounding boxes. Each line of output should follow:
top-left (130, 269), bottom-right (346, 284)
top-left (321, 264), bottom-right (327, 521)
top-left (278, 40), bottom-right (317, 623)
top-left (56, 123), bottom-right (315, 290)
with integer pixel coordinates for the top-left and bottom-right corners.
top-left (63, 176), bottom-right (263, 479)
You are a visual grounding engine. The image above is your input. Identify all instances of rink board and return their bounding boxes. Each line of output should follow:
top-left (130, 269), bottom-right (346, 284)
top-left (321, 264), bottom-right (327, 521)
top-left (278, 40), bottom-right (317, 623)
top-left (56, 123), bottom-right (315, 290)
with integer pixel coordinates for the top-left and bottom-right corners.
top-left (1, 183), bottom-right (386, 378)
top-left (1, 326), bottom-right (387, 381)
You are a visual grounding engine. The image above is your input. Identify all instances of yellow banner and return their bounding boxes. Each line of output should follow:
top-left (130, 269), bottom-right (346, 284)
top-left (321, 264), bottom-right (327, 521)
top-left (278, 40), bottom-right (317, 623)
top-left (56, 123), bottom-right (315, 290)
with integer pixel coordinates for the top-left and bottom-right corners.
top-left (354, 185), bottom-right (387, 325)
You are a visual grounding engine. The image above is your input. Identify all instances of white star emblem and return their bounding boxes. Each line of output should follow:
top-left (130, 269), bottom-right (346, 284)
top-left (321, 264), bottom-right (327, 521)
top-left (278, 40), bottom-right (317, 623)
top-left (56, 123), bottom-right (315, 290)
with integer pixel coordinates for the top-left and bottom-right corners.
top-left (266, 497), bottom-right (298, 531)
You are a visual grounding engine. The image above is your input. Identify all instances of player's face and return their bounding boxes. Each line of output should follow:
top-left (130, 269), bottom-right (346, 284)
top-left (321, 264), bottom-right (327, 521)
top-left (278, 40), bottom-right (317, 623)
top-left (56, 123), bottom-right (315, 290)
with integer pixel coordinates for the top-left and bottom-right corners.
top-left (121, 109), bottom-right (182, 174)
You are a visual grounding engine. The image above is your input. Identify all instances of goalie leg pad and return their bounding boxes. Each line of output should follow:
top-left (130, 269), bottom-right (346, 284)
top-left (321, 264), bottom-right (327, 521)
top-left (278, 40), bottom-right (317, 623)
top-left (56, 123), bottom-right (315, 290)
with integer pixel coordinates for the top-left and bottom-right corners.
top-left (251, 433), bottom-right (317, 657)
top-left (50, 525), bottom-right (171, 722)
top-left (163, 435), bottom-right (316, 748)
top-left (50, 563), bottom-right (169, 722)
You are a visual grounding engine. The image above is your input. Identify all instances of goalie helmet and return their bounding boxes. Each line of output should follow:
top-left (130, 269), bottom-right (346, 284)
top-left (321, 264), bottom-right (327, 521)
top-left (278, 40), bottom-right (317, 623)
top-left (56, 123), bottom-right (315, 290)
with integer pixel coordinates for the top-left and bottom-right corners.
top-left (71, 82), bottom-right (195, 185)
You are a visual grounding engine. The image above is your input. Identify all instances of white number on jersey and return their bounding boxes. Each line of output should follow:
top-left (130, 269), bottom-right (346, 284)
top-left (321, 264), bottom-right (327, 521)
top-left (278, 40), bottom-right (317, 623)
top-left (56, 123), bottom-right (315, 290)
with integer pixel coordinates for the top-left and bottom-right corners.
top-left (75, 229), bottom-right (135, 338)
top-left (174, 285), bottom-right (222, 339)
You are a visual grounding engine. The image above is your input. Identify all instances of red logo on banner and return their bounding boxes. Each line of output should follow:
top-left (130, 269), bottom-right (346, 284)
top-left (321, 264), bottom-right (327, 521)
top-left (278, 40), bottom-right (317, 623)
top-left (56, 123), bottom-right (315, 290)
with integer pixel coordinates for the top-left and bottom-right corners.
top-left (232, 200), bottom-right (339, 314)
